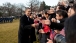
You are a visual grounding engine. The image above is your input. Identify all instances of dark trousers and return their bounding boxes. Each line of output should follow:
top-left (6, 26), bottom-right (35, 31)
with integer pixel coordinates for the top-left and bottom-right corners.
top-left (18, 38), bottom-right (33, 43)
top-left (29, 38), bottom-right (33, 43)
top-left (39, 33), bottom-right (47, 43)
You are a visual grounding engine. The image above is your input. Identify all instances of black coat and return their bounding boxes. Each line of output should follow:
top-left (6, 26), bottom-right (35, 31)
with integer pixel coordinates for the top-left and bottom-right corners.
top-left (18, 15), bottom-right (36, 43)
top-left (50, 18), bottom-right (67, 31)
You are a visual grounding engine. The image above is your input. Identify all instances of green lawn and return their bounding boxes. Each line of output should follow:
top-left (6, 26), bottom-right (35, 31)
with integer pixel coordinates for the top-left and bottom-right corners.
top-left (0, 19), bottom-right (19, 43)
top-left (0, 19), bottom-right (39, 43)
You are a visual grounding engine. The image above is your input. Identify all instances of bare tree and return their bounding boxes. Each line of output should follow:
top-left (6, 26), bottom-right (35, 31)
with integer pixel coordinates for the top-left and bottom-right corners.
top-left (17, 4), bottom-right (25, 16)
top-left (29, 0), bottom-right (40, 12)
top-left (0, 2), bottom-right (26, 17)
top-left (3, 2), bottom-right (13, 16)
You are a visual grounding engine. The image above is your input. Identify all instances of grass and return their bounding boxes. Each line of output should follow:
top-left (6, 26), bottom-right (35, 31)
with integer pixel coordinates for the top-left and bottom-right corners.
top-left (0, 19), bottom-right (19, 43)
top-left (0, 19), bottom-right (39, 43)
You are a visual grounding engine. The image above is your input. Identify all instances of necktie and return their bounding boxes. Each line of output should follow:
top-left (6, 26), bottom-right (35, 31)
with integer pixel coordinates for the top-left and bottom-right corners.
top-left (28, 17), bottom-right (29, 21)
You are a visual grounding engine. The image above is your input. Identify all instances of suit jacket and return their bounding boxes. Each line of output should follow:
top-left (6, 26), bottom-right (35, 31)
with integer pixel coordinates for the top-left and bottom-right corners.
top-left (29, 18), bottom-right (36, 42)
top-left (18, 15), bottom-right (36, 43)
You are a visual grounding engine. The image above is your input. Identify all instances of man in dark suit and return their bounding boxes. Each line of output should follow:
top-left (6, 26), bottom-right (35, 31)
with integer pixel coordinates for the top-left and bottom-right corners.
top-left (18, 8), bottom-right (38, 43)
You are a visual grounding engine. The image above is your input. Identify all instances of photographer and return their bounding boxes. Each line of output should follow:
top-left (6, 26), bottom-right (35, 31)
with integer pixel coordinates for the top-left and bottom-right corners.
top-left (51, 10), bottom-right (68, 34)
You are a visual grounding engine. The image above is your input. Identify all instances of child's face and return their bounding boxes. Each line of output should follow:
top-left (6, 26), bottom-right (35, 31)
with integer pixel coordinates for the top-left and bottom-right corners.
top-left (56, 14), bottom-right (63, 20)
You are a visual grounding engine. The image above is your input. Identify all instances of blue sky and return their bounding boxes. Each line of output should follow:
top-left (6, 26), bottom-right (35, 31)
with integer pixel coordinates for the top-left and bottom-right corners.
top-left (0, 0), bottom-right (59, 6)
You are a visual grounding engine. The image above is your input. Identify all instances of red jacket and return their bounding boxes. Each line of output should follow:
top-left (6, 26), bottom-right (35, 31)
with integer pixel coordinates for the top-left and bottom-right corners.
top-left (43, 24), bottom-right (51, 33)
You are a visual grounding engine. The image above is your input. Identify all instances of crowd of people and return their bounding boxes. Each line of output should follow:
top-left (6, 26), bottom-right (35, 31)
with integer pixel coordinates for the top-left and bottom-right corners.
top-left (0, 17), bottom-right (13, 23)
top-left (18, 1), bottom-right (76, 43)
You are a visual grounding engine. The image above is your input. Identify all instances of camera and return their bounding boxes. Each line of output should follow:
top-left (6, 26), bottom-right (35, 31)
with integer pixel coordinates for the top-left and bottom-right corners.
top-left (54, 34), bottom-right (66, 43)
